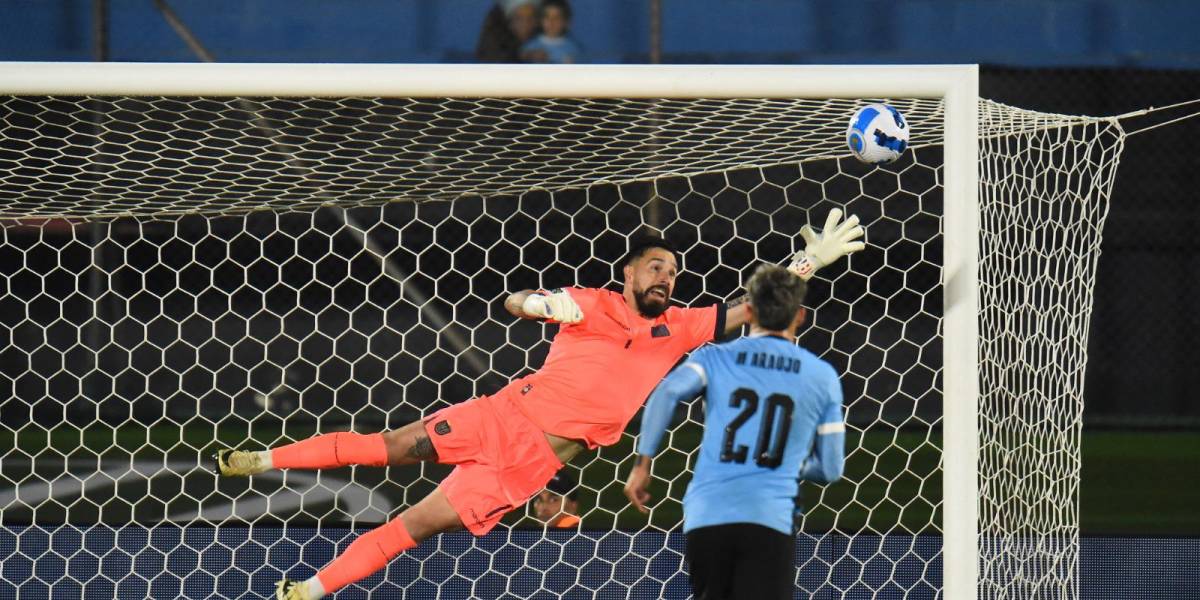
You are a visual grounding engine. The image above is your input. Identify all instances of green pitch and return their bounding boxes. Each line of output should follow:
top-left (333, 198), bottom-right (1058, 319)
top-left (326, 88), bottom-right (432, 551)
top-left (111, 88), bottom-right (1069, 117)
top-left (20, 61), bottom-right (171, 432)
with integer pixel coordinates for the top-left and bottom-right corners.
top-left (5, 424), bottom-right (1197, 535)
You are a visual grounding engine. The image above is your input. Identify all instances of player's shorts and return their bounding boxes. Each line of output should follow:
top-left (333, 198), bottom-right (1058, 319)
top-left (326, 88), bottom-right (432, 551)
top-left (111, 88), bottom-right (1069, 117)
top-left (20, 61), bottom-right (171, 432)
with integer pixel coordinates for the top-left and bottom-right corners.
top-left (422, 389), bottom-right (563, 536)
top-left (685, 522), bottom-right (795, 600)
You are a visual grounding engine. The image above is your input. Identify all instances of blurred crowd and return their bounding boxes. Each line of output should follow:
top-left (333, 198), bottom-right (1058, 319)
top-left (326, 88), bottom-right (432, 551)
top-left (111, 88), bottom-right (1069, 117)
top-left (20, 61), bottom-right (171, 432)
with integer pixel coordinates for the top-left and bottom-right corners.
top-left (476, 0), bottom-right (584, 64)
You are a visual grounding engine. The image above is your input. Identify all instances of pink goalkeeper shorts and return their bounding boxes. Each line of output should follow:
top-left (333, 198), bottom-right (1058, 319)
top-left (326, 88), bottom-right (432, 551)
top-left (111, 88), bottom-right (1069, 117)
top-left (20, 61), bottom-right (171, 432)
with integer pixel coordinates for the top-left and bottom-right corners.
top-left (422, 389), bottom-right (563, 535)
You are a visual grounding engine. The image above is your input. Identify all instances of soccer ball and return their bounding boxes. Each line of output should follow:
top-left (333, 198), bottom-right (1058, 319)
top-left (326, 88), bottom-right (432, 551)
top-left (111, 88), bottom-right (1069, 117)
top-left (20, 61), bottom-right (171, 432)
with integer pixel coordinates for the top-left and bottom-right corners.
top-left (846, 103), bottom-right (910, 164)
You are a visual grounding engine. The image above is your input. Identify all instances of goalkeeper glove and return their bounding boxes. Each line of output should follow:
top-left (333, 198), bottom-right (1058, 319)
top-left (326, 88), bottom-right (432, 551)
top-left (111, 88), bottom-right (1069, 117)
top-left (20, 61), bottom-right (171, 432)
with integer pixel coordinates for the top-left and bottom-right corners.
top-left (522, 289), bottom-right (584, 323)
top-left (789, 208), bottom-right (866, 281)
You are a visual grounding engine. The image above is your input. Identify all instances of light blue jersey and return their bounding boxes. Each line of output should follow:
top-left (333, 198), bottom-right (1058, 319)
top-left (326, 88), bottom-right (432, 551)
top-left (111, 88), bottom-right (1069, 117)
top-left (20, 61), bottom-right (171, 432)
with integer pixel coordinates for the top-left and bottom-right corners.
top-left (520, 34), bottom-right (585, 64)
top-left (636, 334), bottom-right (845, 535)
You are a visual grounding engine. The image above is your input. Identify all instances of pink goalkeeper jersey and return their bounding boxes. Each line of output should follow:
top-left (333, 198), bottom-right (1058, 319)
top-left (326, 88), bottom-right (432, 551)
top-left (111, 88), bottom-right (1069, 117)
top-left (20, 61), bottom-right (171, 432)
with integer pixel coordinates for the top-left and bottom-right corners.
top-left (506, 287), bottom-right (723, 448)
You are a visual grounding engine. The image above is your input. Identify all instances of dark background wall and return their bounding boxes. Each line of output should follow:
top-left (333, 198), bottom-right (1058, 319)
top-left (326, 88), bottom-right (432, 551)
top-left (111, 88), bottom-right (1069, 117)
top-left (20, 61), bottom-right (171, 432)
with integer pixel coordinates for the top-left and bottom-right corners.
top-left (982, 68), bottom-right (1200, 427)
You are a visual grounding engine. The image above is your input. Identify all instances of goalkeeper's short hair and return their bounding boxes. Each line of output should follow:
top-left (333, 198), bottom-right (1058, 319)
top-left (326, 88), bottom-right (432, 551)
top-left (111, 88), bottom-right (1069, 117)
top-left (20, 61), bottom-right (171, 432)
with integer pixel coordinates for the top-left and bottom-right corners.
top-left (621, 234), bottom-right (678, 268)
top-left (747, 264), bottom-right (808, 331)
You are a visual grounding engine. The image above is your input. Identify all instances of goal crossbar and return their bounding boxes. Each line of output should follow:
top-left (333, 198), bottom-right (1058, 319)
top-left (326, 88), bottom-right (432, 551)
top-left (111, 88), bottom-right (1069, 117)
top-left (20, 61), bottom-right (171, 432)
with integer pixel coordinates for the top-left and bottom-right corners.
top-left (1, 62), bottom-right (975, 99)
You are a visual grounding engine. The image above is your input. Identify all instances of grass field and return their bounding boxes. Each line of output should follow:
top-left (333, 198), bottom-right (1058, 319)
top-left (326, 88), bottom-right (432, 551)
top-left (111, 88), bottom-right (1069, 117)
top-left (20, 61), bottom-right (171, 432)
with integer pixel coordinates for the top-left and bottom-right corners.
top-left (1079, 431), bottom-right (1200, 534)
top-left (5, 423), bottom-right (1198, 535)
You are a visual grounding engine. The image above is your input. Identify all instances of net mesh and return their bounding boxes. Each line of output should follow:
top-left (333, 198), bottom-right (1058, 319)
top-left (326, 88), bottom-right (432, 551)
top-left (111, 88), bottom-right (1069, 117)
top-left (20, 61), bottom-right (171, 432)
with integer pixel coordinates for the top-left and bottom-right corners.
top-left (0, 91), bottom-right (1120, 599)
top-left (977, 103), bottom-right (1123, 599)
top-left (0, 96), bottom-right (943, 220)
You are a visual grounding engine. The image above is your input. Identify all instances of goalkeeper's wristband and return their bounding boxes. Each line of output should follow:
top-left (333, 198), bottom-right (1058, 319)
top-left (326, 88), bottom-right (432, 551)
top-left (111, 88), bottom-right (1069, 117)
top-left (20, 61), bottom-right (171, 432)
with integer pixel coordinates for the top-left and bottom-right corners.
top-left (788, 253), bottom-right (819, 281)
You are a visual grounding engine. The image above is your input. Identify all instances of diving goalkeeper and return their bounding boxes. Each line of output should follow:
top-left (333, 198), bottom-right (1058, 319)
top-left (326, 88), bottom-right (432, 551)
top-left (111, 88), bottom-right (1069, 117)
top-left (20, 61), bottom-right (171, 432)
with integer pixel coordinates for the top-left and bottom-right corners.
top-left (214, 210), bottom-right (864, 600)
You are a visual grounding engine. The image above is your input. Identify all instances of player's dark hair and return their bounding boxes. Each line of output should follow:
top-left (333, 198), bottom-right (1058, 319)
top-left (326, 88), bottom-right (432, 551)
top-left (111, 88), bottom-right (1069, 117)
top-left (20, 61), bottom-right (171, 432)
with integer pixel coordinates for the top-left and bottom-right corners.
top-left (621, 234), bottom-right (677, 268)
top-left (542, 0), bottom-right (572, 21)
top-left (546, 471), bottom-right (579, 501)
top-left (746, 264), bottom-right (808, 331)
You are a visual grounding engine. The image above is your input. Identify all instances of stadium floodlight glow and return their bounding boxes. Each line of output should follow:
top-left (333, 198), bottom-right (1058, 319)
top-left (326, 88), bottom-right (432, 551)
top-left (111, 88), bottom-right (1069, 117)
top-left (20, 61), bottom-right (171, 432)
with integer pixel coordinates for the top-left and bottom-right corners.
top-left (0, 63), bottom-right (1120, 600)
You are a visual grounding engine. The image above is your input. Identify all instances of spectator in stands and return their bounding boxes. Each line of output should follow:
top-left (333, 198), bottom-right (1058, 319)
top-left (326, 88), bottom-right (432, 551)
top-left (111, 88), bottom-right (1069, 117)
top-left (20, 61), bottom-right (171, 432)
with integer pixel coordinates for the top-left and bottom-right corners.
top-left (532, 471), bottom-right (582, 528)
top-left (476, 0), bottom-right (542, 63)
top-left (521, 0), bottom-right (584, 64)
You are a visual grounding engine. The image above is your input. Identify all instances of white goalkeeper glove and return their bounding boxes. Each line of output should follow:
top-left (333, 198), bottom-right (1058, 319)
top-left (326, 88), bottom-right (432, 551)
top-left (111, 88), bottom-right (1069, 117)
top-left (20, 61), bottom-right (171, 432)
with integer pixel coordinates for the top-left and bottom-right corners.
top-left (788, 208), bottom-right (866, 281)
top-left (522, 289), bottom-right (584, 323)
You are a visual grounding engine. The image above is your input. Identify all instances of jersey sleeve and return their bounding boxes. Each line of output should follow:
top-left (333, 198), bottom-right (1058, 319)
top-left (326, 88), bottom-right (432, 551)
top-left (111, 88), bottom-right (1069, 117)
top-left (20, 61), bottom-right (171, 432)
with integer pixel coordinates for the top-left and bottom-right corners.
top-left (636, 350), bottom-right (709, 458)
top-left (798, 367), bottom-right (846, 484)
top-left (675, 303), bottom-right (725, 349)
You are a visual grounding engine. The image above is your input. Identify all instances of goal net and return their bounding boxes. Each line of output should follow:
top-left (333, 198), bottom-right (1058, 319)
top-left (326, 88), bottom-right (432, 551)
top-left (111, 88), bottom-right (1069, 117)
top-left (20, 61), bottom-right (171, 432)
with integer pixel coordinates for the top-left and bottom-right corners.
top-left (0, 65), bottom-right (1122, 599)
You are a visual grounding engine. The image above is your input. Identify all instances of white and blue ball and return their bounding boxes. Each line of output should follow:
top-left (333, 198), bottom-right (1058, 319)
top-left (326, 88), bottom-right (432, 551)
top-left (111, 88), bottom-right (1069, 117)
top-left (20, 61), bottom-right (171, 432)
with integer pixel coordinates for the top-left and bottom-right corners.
top-left (846, 103), bottom-right (910, 164)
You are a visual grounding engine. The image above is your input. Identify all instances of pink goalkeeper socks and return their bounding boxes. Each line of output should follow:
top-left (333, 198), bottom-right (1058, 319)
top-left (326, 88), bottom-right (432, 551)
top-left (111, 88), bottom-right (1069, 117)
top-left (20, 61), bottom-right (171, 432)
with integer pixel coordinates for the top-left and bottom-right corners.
top-left (271, 432), bottom-right (389, 470)
top-left (315, 516), bottom-right (417, 594)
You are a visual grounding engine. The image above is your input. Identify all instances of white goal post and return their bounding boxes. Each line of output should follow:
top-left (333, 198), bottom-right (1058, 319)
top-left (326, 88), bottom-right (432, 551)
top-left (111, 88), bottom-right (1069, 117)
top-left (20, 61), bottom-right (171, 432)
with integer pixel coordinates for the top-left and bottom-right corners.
top-left (0, 62), bottom-right (1119, 600)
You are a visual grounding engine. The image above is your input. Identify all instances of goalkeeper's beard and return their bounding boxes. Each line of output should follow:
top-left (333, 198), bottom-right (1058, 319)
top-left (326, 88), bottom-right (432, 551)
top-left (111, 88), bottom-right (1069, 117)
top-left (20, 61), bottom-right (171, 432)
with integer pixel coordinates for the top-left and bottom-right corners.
top-left (633, 285), bottom-right (670, 318)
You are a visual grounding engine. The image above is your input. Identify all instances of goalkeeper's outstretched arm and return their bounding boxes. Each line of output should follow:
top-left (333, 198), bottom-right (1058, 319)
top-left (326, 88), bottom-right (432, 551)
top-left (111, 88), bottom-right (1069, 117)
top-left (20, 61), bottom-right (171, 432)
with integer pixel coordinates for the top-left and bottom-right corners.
top-left (718, 208), bottom-right (866, 336)
top-left (504, 209), bottom-right (862, 333)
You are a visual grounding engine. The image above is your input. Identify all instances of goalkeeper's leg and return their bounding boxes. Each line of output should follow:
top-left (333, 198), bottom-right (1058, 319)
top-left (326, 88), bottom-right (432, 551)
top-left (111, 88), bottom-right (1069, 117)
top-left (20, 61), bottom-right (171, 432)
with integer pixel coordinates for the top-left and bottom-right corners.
top-left (277, 488), bottom-right (463, 600)
top-left (215, 420), bottom-right (437, 476)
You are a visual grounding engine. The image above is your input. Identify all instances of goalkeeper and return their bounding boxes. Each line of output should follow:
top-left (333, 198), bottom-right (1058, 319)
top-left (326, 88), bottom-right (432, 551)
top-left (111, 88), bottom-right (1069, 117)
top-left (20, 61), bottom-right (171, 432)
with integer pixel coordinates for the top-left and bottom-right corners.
top-left (215, 210), bottom-right (863, 600)
top-left (623, 263), bottom-right (846, 600)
